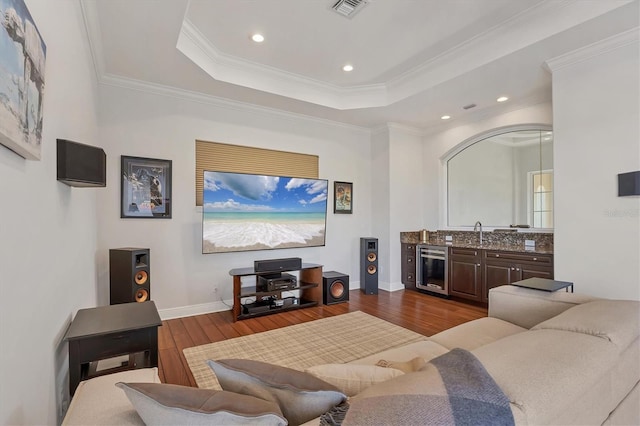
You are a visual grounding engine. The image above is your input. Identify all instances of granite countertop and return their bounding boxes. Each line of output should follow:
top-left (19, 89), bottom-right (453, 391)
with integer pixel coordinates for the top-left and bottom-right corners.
top-left (431, 241), bottom-right (553, 255)
top-left (400, 230), bottom-right (553, 254)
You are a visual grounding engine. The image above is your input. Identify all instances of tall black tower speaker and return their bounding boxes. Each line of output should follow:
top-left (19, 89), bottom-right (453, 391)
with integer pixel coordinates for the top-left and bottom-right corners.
top-left (109, 248), bottom-right (150, 304)
top-left (360, 238), bottom-right (378, 294)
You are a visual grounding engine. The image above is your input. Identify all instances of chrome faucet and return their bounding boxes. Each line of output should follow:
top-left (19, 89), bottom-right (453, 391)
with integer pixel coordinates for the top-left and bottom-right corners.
top-left (474, 221), bottom-right (483, 245)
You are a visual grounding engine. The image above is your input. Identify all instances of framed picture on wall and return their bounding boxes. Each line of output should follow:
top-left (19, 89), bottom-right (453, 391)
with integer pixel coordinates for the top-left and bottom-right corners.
top-left (0, 0), bottom-right (47, 160)
top-left (121, 156), bottom-right (172, 218)
top-left (334, 181), bottom-right (352, 214)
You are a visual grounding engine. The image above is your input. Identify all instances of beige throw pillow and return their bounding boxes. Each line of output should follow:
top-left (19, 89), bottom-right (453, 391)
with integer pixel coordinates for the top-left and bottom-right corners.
top-left (116, 382), bottom-right (286, 425)
top-left (207, 359), bottom-right (346, 426)
top-left (305, 364), bottom-right (404, 396)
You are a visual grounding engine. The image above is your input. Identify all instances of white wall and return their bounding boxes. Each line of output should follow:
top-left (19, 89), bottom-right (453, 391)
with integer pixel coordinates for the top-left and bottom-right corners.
top-left (552, 36), bottom-right (639, 300)
top-left (96, 85), bottom-right (373, 315)
top-left (369, 124), bottom-right (424, 291)
top-left (388, 125), bottom-right (424, 289)
top-left (370, 128), bottom-right (391, 287)
top-left (0, 1), bottom-right (100, 424)
top-left (420, 104), bottom-right (553, 230)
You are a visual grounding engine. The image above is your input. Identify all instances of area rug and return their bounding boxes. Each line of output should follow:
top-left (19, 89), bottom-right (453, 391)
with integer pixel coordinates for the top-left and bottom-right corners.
top-left (183, 311), bottom-right (426, 389)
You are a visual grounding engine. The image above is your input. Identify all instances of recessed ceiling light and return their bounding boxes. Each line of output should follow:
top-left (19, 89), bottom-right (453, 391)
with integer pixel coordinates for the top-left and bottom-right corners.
top-left (343, 64), bottom-right (354, 72)
top-left (251, 34), bottom-right (264, 43)
top-left (441, 115), bottom-right (451, 120)
top-left (496, 96), bottom-right (509, 102)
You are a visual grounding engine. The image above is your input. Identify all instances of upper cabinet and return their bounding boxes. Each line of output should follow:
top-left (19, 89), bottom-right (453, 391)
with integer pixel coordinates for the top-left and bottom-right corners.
top-left (446, 126), bottom-right (553, 229)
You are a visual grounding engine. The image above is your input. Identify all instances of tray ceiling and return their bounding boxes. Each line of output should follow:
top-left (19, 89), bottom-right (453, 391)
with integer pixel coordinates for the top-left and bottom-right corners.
top-left (82, 0), bottom-right (638, 130)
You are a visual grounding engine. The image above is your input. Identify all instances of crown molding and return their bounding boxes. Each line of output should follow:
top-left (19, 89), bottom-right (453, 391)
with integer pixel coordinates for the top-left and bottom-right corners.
top-left (544, 27), bottom-right (639, 73)
top-left (386, 122), bottom-right (425, 137)
top-left (79, 0), bottom-right (105, 82)
top-left (82, 0), bottom-right (632, 114)
top-left (177, 18), bottom-right (388, 110)
top-left (387, 0), bottom-right (631, 104)
top-left (177, 0), bottom-right (633, 111)
top-left (99, 73), bottom-right (372, 135)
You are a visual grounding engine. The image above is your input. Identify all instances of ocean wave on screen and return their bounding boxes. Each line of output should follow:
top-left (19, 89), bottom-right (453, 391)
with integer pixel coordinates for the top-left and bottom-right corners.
top-left (203, 221), bottom-right (325, 248)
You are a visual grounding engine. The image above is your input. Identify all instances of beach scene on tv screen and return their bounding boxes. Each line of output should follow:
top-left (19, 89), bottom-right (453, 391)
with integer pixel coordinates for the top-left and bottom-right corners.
top-left (203, 171), bottom-right (328, 253)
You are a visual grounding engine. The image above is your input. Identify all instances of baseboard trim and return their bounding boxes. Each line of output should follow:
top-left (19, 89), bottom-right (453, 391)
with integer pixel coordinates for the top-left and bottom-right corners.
top-left (158, 282), bottom-right (405, 320)
top-left (158, 300), bottom-right (232, 320)
top-left (349, 281), bottom-right (404, 293)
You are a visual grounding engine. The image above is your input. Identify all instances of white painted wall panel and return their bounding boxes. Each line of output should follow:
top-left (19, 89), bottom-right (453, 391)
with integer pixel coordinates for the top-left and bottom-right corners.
top-left (552, 40), bottom-right (640, 300)
top-left (0, 1), bottom-right (100, 424)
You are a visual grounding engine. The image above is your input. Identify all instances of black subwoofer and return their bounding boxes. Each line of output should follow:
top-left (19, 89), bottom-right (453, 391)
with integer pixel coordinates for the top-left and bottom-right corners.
top-left (360, 237), bottom-right (378, 294)
top-left (109, 248), bottom-right (150, 304)
top-left (323, 271), bottom-right (349, 305)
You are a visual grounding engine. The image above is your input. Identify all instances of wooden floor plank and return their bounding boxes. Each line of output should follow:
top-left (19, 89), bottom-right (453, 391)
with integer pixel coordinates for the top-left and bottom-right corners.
top-left (159, 289), bottom-right (487, 386)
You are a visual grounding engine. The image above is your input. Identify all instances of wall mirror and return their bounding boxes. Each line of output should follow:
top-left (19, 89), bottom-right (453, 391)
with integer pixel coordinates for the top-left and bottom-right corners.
top-left (446, 125), bottom-right (553, 229)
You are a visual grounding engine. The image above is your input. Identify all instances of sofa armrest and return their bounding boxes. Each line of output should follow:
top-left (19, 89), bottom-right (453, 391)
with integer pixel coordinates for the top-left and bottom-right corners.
top-left (488, 285), bottom-right (599, 329)
top-left (62, 368), bottom-right (160, 425)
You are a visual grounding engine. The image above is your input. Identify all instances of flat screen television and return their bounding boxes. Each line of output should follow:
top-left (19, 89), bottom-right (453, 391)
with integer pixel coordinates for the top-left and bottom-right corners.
top-left (202, 171), bottom-right (328, 254)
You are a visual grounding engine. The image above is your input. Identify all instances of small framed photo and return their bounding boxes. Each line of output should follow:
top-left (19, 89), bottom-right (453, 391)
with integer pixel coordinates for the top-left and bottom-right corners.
top-left (334, 181), bottom-right (352, 214)
top-left (121, 156), bottom-right (172, 218)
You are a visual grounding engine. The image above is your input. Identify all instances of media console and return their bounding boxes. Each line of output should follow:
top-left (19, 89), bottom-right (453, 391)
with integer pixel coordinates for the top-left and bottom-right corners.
top-left (229, 263), bottom-right (323, 321)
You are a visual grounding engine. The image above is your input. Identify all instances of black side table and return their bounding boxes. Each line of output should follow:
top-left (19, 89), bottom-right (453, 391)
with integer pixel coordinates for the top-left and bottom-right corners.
top-left (65, 301), bottom-right (162, 396)
top-left (511, 277), bottom-right (574, 293)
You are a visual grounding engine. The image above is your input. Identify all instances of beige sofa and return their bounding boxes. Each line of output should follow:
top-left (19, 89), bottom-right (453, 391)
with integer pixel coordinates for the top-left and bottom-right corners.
top-left (63, 285), bottom-right (640, 425)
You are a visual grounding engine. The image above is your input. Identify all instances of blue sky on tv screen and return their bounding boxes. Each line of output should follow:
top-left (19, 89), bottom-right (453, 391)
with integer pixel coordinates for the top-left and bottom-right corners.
top-left (203, 171), bottom-right (328, 213)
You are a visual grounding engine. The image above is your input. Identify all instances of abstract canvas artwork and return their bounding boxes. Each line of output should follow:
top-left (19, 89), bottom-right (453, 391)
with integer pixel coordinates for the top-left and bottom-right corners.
top-left (0, 0), bottom-right (46, 160)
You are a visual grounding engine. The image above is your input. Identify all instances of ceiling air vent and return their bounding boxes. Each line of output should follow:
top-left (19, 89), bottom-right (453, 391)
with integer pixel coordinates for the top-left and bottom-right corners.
top-left (331, 0), bottom-right (368, 19)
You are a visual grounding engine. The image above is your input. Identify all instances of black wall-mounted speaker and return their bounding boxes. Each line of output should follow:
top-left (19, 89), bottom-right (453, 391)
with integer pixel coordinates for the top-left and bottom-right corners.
top-left (109, 248), bottom-right (150, 304)
top-left (254, 257), bottom-right (302, 273)
top-left (360, 237), bottom-right (378, 294)
top-left (618, 171), bottom-right (640, 196)
top-left (323, 271), bottom-right (349, 305)
top-left (57, 139), bottom-right (106, 187)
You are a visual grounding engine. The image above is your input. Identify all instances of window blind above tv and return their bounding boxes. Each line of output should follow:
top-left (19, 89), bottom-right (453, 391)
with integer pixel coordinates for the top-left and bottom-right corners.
top-left (195, 140), bottom-right (319, 206)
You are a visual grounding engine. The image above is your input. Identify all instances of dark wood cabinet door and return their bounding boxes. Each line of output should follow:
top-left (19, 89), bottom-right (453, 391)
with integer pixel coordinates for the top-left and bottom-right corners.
top-left (401, 243), bottom-right (416, 289)
top-left (520, 264), bottom-right (553, 280)
top-left (483, 261), bottom-right (513, 302)
top-left (449, 255), bottom-right (482, 301)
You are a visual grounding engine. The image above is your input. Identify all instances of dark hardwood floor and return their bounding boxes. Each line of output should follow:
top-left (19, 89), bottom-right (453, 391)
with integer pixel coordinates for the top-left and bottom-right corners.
top-left (157, 289), bottom-right (487, 386)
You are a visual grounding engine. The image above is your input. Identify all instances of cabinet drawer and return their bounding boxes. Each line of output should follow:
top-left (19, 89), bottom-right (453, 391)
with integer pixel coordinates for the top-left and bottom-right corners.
top-left (450, 247), bottom-right (479, 257)
top-left (484, 251), bottom-right (552, 264)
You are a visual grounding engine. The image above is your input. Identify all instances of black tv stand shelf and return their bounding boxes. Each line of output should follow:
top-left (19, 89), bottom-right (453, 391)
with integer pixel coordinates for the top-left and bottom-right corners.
top-left (229, 263), bottom-right (323, 322)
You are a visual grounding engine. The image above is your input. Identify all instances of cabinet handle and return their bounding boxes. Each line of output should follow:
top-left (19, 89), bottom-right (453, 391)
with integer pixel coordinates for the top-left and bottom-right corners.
top-left (408, 258), bottom-right (413, 263)
top-left (477, 263), bottom-right (481, 267)
top-left (516, 268), bottom-right (520, 271)
top-left (495, 254), bottom-right (500, 257)
top-left (474, 251), bottom-right (477, 256)
top-left (511, 267), bottom-right (515, 271)
top-left (533, 257), bottom-right (538, 261)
